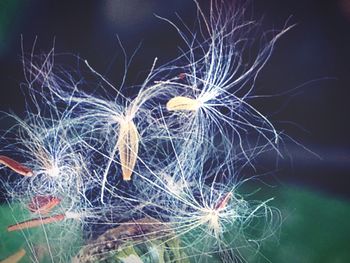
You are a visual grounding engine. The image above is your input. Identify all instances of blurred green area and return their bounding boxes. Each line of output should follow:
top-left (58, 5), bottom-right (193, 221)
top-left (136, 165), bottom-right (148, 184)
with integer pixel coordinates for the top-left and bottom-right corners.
top-left (1, 186), bottom-right (349, 262)
top-left (0, 203), bottom-right (29, 262)
top-left (247, 185), bottom-right (350, 263)
top-left (0, 0), bottom-right (22, 56)
top-left (0, 202), bottom-right (82, 262)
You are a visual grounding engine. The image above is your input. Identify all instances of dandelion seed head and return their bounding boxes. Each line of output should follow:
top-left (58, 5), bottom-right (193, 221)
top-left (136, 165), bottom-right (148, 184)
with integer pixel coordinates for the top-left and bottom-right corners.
top-left (0, 1), bottom-right (293, 262)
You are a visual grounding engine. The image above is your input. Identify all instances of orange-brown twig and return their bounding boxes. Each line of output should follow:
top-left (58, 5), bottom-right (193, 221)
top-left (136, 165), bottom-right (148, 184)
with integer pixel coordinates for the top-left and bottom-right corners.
top-left (7, 214), bottom-right (65, 232)
top-left (0, 248), bottom-right (26, 263)
top-left (27, 196), bottom-right (61, 214)
top-left (0, 155), bottom-right (33, 176)
top-left (215, 192), bottom-right (232, 210)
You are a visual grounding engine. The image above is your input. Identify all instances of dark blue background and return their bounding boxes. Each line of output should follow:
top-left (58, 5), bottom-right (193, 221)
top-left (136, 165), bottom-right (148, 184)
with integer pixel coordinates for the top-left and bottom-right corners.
top-left (0, 0), bottom-right (349, 199)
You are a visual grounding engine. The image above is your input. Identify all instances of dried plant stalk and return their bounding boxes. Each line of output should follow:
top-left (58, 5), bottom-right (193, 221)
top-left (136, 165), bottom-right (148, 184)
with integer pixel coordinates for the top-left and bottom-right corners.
top-left (0, 249), bottom-right (26, 263)
top-left (117, 119), bottom-right (139, 181)
top-left (166, 96), bottom-right (200, 111)
top-left (0, 155), bottom-right (33, 176)
top-left (73, 217), bottom-right (173, 263)
top-left (7, 214), bottom-right (65, 232)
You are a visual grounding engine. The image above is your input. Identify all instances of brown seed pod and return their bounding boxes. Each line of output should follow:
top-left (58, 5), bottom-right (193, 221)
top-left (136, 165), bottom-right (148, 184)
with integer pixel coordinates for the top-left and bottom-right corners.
top-left (166, 96), bottom-right (201, 111)
top-left (117, 119), bottom-right (139, 181)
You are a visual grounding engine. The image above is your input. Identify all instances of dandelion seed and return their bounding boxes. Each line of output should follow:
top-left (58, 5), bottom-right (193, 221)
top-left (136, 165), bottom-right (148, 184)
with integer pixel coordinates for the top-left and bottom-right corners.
top-left (166, 96), bottom-right (201, 111)
top-left (117, 118), bottom-right (139, 181)
top-left (0, 249), bottom-right (26, 263)
top-left (7, 214), bottom-right (65, 232)
top-left (27, 195), bottom-right (61, 214)
top-left (0, 155), bottom-right (33, 176)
